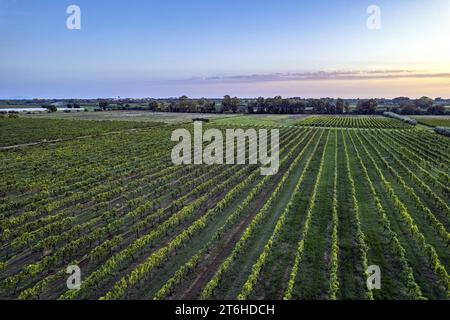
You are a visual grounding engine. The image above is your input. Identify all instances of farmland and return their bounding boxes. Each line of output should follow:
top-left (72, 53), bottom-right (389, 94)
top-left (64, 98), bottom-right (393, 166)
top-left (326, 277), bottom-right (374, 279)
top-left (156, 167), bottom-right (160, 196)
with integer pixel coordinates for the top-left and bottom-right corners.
top-left (0, 118), bottom-right (162, 148)
top-left (413, 117), bottom-right (450, 128)
top-left (297, 116), bottom-right (414, 129)
top-left (21, 111), bottom-right (238, 124)
top-left (211, 114), bottom-right (309, 127)
top-left (0, 115), bottom-right (449, 300)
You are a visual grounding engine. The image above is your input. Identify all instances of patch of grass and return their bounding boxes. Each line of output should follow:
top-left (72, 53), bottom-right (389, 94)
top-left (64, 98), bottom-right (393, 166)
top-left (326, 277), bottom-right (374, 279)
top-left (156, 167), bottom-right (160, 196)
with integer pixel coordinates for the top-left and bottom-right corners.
top-left (22, 111), bottom-right (237, 124)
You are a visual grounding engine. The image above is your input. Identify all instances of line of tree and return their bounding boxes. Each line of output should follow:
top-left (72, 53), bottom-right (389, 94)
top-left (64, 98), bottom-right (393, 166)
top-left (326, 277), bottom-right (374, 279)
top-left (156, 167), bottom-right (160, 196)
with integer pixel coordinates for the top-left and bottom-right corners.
top-left (144, 96), bottom-right (375, 115)
top-left (97, 95), bottom-right (446, 115)
top-left (4, 95), bottom-right (445, 115)
top-left (15, 96), bottom-right (441, 116)
top-left (148, 96), bottom-right (218, 113)
top-left (141, 96), bottom-right (351, 115)
top-left (388, 96), bottom-right (446, 115)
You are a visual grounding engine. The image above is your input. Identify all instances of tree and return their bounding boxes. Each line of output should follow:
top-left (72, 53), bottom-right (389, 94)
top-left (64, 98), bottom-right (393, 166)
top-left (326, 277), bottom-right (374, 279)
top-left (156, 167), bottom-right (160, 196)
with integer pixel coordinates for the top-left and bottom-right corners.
top-left (272, 96), bottom-right (283, 114)
top-left (400, 103), bottom-right (419, 115)
top-left (222, 95), bottom-right (232, 113)
top-left (148, 101), bottom-right (159, 111)
top-left (336, 98), bottom-right (345, 114)
top-left (311, 100), bottom-right (325, 114)
top-left (290, 100), bottom-right (306, 114)
top-left (281, 98), bottom-right (291, 114)
top-left (389, 106), bottom-right (400, 114)
top-left (197, 98), bottom-right (216, 113)
top-left (415, 96), bottom-right (433, 110)
top-left (323, 99), bottom-right (336, 114)
top-left (393, 97), bottom-right (411, 106)
top-left (355, 99), bottom-right (378, 114)
top-left (189, 100), bottom-right (200, 113)
top-left (427, 105), bottom-right (445, 115)
top-left (310, 99), bottom-right (335, 114)
top-left (168, 102), bottom-right (177, 112)
top-left (344, 101), bottom-right (350, 114)
top-left (179, 96), bottom-right (190, 112)
top-left (255, 97), bottom-right (266, 113)
top-left (98, 100), bottom-right (109, 111)
top-left (42, 104), bottom-right (57, 113)
top-left (231, 97), bottom-right (240, 113)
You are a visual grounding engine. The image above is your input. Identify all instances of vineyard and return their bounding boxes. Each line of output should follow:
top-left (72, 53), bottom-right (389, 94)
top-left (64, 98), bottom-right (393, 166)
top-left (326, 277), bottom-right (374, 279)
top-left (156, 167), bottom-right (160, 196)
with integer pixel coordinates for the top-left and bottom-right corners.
top-left (413, 117), bottom-right (450, 128)
top-left (0, 118), bottom-right (162, 147)
top-left (297, 116), bottom-right (414, 129)
top-left (0, 116), bottom-right (449, 300)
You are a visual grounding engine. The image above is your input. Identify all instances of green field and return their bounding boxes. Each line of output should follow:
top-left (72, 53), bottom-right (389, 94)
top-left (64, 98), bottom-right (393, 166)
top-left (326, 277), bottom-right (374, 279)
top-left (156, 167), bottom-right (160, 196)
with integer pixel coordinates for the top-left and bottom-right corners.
top-left (20, 111), bottom-right (237, 124)
top-left (413, 116), bottom-right (450, 128)
top-left (211, 114), bottom-right (309, 127)
top-left (0, 118), bottom-right (162, 147)
top-left (297, 116), bottom-right (414, 129)
top-left (0, 115), bottom-right (449, 300)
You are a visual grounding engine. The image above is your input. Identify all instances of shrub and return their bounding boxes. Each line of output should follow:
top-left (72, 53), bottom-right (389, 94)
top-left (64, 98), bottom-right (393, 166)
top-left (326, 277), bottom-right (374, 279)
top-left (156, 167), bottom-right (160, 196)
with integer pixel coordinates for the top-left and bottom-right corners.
top-left (434, 127), bottom-right (450, 137)
top-left (383, 112), bottom-right (417, 125)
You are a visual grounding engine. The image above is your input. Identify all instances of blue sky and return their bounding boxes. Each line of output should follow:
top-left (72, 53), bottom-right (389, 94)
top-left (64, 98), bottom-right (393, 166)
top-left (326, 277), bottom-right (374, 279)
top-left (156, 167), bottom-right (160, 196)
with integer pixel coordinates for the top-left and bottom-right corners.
top-left (1, 0), bottom-right (450, 98)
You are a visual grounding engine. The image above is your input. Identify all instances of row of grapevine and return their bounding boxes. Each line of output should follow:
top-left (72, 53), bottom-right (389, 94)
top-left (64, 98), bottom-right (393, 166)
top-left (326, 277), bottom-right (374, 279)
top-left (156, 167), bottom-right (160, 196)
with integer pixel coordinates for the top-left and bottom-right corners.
top-left (3, 164), bottom-right (200, 251)
top-left (328, 130), bottom-right (340, 299)
top-left (341, 130), bottom-right (373, 300)
top-left (0, 117), bottom-right (163, 147)
top-left (346, 130), bottom-right (424, 299)
top-left (1, 130), bottom-right (173, 212)
top-left (382, 130), bottom-right (449, 183)
top-left (360, 132), bottom-right (450, 246)
top-left (235, 130), bottom-right (326, 300)
top-left (1, 141), bottom-right (174, 226)
top-left (395, 130), bottom-right (450, 167)
top-left (351, 131), bottom-right (449, 296)
top-left (4, 146), bottom-right (264, 295)
top-left (11, 128), bottom-right (301, 299)
top-left (376, 130), bottom-right (449, 196)
top-left (3, 127), bottom-right (298, 269)
top-left (101, 129), bottom-right (318, 300)
top-left (297, 116), bottom-right (412, 129)
top-left (1, 120), bottom-right (448, 300)
top-left (284, 131), bottom-right (330, 300)
top-left (152, 129), bottom-right (316, 300)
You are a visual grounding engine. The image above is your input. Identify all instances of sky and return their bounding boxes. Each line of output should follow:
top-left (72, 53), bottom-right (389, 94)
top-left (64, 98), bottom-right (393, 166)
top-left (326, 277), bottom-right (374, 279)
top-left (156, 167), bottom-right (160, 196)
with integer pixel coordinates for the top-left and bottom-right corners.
top-left (1, 0), bottom-right (450, 99)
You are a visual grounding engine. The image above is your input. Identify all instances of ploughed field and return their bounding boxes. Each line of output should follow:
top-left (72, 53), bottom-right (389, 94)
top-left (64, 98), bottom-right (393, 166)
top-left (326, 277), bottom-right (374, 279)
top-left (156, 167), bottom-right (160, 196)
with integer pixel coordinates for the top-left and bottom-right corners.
top-left (0, 116), bottom-right (449, 300)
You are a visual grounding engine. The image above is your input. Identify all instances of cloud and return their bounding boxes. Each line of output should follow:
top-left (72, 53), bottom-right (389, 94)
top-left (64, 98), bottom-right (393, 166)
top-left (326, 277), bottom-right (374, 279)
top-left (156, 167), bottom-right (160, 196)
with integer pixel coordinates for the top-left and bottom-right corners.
top-left (179, 70), bottom-right (450, 84)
